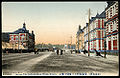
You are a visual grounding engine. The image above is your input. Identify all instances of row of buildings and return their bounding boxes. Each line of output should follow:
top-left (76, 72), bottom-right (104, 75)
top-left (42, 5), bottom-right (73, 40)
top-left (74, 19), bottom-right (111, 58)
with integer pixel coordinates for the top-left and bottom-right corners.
top-left (76, 1), bottom-right (119, 53)
top-left (2, 22), bottom-right (35, 52)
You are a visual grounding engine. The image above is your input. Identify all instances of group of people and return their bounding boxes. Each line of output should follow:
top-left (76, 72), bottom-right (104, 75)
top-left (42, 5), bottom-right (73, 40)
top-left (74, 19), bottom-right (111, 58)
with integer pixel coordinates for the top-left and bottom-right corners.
top-left (56, 49), bottom-right (64, 55)
top-left (71, 49), bottom-right (103, 57)
top-left (83, 49), bottom-right (103, 57)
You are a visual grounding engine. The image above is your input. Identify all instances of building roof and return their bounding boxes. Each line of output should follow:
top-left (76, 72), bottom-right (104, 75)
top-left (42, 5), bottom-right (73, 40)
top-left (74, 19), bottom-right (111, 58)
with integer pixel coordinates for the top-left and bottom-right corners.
top-left (13, 23), bottom-right (29, 34)
top-left (98, 11), bottom-right (106, 18)
top-left (13, 28), bottom-right (29, 33)
top-left (83, 10), bottom-right (106, 29)
top-left (90, 10), bottom-right (106, 24)
top-left (105, 1), bottom-right (116, 10)
top-left (77, 25), bottom-right (84, 36)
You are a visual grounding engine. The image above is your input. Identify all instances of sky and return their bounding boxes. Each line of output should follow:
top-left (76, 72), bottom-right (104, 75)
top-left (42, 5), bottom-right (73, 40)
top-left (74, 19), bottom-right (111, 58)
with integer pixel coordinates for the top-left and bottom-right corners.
top-left (2, 2), bottom-right (107, 45)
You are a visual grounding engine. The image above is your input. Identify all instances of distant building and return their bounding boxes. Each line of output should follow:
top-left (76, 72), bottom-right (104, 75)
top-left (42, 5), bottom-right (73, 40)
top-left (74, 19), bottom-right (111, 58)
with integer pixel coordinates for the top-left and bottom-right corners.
top-left (2, 33), bottom-right (9, 43)
top-left (67, 44), bottom-right (71, 49)
top-left (2, 22), bottom-right (35, 51)
top-left (64, 44), bottom-right (67, 49)
top-left (64, 44), bottom-right (75, 49)
top-left (84, 10), bottom-right (106, 52)
top-left (76, 25), bottom-right (84, 51)
top-left (105, 1), bottom-right (119, 52)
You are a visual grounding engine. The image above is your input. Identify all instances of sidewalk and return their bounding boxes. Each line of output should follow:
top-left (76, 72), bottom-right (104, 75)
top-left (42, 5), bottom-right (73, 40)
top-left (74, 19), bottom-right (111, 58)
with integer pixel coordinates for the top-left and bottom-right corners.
top-left (80, 52), bottom-right (119, 63)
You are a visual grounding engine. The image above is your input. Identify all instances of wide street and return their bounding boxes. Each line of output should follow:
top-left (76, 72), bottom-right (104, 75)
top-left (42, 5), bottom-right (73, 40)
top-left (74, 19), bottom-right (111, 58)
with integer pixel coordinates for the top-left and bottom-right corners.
top-left (2, 50), bottom-right (119, 76)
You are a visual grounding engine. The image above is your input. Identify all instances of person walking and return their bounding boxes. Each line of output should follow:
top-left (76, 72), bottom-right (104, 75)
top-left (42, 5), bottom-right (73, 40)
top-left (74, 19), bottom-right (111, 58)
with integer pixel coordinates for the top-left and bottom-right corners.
top-left (56, 49), bottom-right (59, 55)
top-left (70, 50), bottom-right (72, 54)
top-left (60, 49), bottom-right (63, 55)
top-left (94, 49), bottom-right (103, 57)
top-left (83, 49), bottom-right (87, 54)
top-left (34, 48), bottom-right (37, 54)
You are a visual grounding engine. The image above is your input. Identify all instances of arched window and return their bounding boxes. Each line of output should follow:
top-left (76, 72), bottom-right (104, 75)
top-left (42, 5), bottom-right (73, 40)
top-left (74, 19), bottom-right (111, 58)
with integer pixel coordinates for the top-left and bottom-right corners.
top-left (11, 36), bottom-right (14, 40)
top-left (21, 35), bottom-right (25, 40)
top-left (16, 36), bottom-right (18, 40)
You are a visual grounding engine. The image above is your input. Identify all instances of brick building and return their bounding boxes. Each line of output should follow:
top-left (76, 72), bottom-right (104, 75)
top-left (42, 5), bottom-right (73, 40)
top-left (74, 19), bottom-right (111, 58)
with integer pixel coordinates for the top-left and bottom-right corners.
top-left (84, 11), bottom-right (106, 52)
top-left (8, 22), bottom-right (35, 51)
top-left (105, 1), bottom-right (119, 53)
top-left (76, 25), bottom-right (85, 52)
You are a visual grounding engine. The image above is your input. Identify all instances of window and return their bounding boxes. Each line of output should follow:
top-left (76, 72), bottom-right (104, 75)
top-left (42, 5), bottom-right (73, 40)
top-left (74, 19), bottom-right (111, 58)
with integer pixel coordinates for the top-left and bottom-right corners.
top-left (109, 9), bottom-right (111, 18)
top-left (21, 35), bottom-right (25, 40)
top-left (114, 21), bottom-right (117, 31)
top-left (108, 41), bottom-right (111, 50)
top-left (108, 23), bottom-right (111, 33)
top-left (11, 36), bottom-right (14, 40)
top-left (113, 6), bottom-right (114, 16)
top-left (98, 20), bottom-right (100, 28)
top-left (98, 31), bottom-right (101, 38)
top-left (113, 40), bottom-right (117, 50)
top-left (16, 36), bottom-right (18, 40)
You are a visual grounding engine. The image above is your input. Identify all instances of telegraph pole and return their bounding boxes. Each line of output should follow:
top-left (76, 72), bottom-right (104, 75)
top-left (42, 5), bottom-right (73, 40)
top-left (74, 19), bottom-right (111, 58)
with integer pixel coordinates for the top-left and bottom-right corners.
top-left (104, 6), bottom-right (107, 58)
top-left (70, 36), bottom-right (72, 49)
top-left (88, 8), bottom-right (90, 56)
top-left (18, 34), bottom-right (19, 53)
top-left (78, 35), bottom-right (79, 52)
top-left (104, 23), bottom-right (107, 58)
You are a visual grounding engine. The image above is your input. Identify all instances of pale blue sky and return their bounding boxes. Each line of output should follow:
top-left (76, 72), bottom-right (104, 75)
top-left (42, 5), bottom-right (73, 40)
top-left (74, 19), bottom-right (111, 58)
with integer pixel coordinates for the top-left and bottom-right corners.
top-left (2, 2), bottom-right (107, 44)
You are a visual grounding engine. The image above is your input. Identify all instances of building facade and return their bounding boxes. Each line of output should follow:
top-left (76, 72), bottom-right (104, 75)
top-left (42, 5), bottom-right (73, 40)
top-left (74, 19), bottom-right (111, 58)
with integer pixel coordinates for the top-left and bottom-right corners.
top-left (105, 1), bottom-right (119, 52)
top-left (2, 33), bottom-right (9, 43)
top-left (9, 22), bottom-right (35, 51)
top-left (76, 25), bottom-right (84, 51)
top-left (84, 11), bottom-right (106, 52)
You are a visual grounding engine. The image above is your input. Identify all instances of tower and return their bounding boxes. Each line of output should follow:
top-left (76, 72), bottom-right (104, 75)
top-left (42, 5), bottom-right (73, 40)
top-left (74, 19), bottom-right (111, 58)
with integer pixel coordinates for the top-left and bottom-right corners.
top-left (79, 25), bottom-right (81, 30)
top-left (23, 22), bottom-right (26, 30)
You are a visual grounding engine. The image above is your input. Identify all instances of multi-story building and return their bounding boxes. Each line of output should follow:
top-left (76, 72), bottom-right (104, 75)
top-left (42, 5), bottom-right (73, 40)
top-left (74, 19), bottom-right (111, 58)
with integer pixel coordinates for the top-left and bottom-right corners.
top-left (2, 22), bottom-right (35, 52)
top-left (105, 1), bottom-right (119, 53)
top-left (84, 11), bottom-right (106, 52)
top-left (76, 25), bottom-right (84, 52)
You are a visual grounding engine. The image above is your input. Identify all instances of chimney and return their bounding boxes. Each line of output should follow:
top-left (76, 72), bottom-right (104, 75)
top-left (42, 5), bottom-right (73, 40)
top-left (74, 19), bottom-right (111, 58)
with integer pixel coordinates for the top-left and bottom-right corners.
top-left (23, 22), bottom-right (26, 30)
top-left (32, 31), bottom-right (34, 34)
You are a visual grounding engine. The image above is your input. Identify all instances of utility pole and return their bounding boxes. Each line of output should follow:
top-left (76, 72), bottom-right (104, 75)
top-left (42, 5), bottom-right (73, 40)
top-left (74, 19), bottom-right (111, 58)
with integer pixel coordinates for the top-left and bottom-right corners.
top-left (70, 36), bottom-right (72, 49)
top-left (18, 34), bottom-right (19, 53)
top-left (104, 23), bottom-right (107, 58)
top-left (88, 8), bottom-right (90, 56)
top-left (104, 6), bottom-right (107, 58)
top-left (78, 35), bottom-right (79, 52)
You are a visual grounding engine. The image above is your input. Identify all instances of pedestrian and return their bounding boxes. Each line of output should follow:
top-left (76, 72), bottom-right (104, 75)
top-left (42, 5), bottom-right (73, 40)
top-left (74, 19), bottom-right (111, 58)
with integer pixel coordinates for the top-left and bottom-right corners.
top-left (94, 49), bottom-right (103, 57)
top-left (79, 50), bottom-right (81, 53)
top-left (83, 49), bottom-right (86, 54)
top-left (34, 48), bottom-right (37, 54)
top-left (56, 49), bottom-right (59, 55)
top-left (75, 50), bottom-right (77, 53)
top-left (60, 49), bottom-right (63, 55)
top-left (4, 48), bottom-right (6, 53)
top-left (6, 49), bottom-right (8, 54)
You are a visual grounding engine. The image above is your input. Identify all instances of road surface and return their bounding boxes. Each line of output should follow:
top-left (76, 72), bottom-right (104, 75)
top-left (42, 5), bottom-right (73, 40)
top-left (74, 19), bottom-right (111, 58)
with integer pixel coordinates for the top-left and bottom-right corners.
top-left (2, 50), bottom-right (119, 76)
